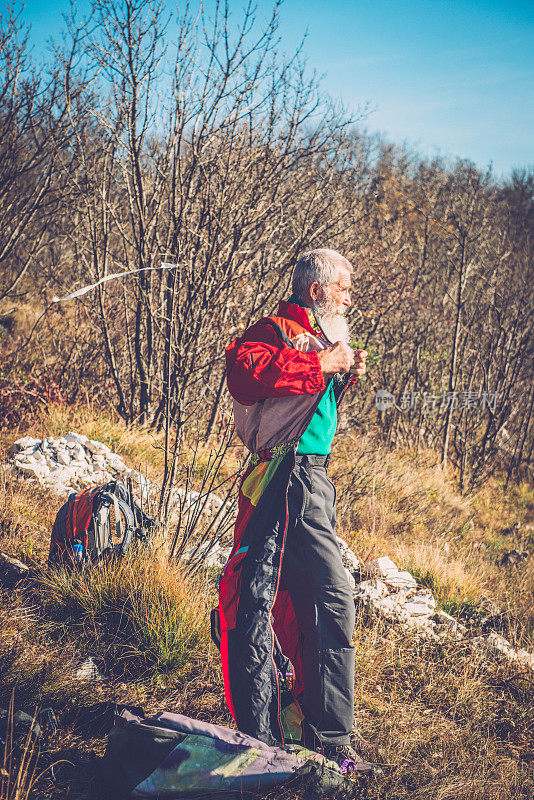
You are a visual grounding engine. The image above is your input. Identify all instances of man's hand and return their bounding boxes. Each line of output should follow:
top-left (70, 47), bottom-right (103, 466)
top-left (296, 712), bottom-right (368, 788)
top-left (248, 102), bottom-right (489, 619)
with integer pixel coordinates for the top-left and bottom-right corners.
top-left (351, 348), bottom-right (367, 377)
top-left (317, 342), bottom-right (356, 376)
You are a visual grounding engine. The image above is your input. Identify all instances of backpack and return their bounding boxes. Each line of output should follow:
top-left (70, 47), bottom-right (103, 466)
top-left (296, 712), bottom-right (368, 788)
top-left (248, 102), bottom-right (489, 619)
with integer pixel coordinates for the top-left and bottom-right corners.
top-left (101, 708), bottom-right (359, 799)
top-left (48, 480), bottom-right (157, 567)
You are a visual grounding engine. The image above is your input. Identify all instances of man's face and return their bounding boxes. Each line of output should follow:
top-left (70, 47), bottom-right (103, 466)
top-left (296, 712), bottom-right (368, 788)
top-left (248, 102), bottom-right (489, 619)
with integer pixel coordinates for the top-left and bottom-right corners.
top-left (315, 267), bottom-right (352, 316)
top-left (311, 266), bottom-right (352, 343)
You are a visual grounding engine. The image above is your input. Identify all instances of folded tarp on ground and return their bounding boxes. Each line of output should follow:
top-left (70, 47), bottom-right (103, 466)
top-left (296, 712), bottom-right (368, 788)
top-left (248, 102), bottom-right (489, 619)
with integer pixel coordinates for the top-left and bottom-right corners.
top-left (101, 708), bottom-right (362, 798)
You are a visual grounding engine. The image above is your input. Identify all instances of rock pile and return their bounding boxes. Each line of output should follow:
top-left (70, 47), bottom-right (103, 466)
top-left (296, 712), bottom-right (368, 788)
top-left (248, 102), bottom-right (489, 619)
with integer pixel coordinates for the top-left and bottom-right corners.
top-left (353, 552), bottom-right (534, 672)
top-left (11, 433), bottom-right (150, 499)
top-left (354, 556), bottom-right (437, 634)
top-left (168, 487), bottom-right (227, 524)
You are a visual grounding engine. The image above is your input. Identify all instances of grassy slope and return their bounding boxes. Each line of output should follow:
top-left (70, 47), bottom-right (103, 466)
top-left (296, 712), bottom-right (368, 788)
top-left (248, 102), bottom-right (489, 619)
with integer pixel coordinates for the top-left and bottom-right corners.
top-left (0, 405), bottom-right (533, 799)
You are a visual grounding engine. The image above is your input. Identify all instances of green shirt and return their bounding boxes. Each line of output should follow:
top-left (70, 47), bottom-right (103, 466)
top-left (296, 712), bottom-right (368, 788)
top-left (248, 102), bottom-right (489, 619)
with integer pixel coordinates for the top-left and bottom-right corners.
top-left (297, 379), bottom-right (338, 455)
top-left (287, 294), bottom-right (338, 455)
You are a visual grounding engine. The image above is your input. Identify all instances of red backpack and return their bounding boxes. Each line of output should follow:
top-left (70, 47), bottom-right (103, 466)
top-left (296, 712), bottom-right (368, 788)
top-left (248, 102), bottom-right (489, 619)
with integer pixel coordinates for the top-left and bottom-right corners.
top-left (48, 480), bottom-right (156, 567)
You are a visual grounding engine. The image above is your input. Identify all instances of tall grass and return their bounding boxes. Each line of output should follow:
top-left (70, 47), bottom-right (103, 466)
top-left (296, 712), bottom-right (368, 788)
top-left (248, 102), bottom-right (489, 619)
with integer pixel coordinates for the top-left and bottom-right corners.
top-left (0, 692), bottom-right (62, 800)
top-left (38, 551), bottom-right (212, 678)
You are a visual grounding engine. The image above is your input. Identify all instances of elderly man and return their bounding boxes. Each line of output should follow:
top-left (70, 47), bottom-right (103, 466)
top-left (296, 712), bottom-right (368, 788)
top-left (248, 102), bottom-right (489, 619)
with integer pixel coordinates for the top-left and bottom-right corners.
top-left (217, 248), bottom-right (369, 772)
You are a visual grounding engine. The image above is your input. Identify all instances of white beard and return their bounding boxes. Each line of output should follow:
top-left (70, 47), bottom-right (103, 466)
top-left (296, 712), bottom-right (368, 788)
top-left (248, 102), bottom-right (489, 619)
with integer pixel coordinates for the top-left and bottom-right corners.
top-left (312, 294), bottom-right (351, 345)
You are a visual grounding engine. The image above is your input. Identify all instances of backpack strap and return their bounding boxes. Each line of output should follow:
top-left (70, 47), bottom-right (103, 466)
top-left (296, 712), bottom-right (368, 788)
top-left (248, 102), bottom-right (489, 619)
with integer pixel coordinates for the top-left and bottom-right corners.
top-left (96, 487), bottom-right (136, 556)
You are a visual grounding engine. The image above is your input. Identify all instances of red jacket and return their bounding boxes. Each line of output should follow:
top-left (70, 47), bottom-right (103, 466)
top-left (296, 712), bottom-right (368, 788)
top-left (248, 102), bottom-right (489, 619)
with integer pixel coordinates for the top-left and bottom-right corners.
top-left (225, 301), bottom-right (329, 453)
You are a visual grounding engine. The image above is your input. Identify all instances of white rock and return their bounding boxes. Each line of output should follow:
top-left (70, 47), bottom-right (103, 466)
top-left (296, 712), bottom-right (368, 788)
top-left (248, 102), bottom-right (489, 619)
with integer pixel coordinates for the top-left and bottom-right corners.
top-left (345, 568), bottom-right (356, 590)
top-left (374, 594), bottom-right (408, 620)
top-left (516, 647), bottom-right (534, 670)
top-left (0, 552), bottom-right (30, 586)
top-left (49, 463), bottom-right (66, 475)
top-left (187, 542), bottom-right (232, 570)
top-left (354, 579), bottom-right (389, 603)
top-left (208, 494), bottom-right (224, 513)
top-left (402, 616), bottom-right (438, 638)
top-left (364, 556), bottom-right (399, 578)
top-left (76, 657), bottom-right (104, 681)
top-left (14, 437), bottom-right (40, 454)
top-left (65, 432), bottom-right (89, 445)
top-left (50, 467), bottom-right (78, 484)
top-left (85, 439), bottom-right (111, 455)
top-left (336, 537), bottom-right (361, 575)
top-left (69, 460), bottom-right (92, 473)
top-left (383, 571), bottom-right (417, 591)
top-left (70, 443), bottom-right (86, 461)
top-left (171, 487), bottom-right (200, 509)
top-left (413, 588), bottom-right (435, 604)
top-left (485, 633), bottom-right (534, 670)
top-left (403, 590), bottom-right (436, 617)
top-left (434, 610), bottom-right (467, 636)
top-left (168, 488), bottom-right (193, 513)
top-left (106, 454), bottom-right (127, 472)
top-left (16, 461), bottom-right (49, 479)
top-left (56, 449), bottom-right (71, 466)
top-left (404, 601), bottom-right (435, 618)
top-left (90, 470), bottom-right (112, 484)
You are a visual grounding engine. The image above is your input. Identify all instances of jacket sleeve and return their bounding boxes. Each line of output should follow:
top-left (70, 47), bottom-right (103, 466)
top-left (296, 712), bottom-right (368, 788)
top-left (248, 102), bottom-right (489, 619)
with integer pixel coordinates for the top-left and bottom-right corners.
top-left (225, 323), bottom-right (326, 405)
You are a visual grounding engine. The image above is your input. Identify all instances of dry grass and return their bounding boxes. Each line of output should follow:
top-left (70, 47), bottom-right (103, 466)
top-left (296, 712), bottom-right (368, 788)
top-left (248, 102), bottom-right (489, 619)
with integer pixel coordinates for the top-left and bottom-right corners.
top-left (332, 428), bottom-right (534, 648)
top-left (37, 552), bottom-right (213, 679)
top-left (0, 691), bottom-right (61, 800)
top-left (352, 620), bottom-right (534, 800)
top-left (0, 409), bottom-right (533, 798)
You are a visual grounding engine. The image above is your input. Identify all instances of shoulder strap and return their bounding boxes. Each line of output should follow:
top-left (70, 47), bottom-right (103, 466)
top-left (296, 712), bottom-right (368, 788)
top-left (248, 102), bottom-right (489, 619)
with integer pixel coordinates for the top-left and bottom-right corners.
top-left (261, 320), bottom-right (296, 349)
top-left (95, 486), bottom-right (136, 556)
top-left (332, 373), bottom-right (351, 405)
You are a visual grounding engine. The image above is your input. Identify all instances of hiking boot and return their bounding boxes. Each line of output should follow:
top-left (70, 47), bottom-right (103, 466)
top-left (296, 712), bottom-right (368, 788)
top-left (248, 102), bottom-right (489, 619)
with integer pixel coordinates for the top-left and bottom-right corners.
top-left (320, 743), bottom-right (382, 777)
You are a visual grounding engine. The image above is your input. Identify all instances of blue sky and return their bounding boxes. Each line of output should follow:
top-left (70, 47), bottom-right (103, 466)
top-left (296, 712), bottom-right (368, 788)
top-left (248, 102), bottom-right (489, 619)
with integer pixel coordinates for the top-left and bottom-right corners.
top-left (21, 0), bottom-right (534, 177)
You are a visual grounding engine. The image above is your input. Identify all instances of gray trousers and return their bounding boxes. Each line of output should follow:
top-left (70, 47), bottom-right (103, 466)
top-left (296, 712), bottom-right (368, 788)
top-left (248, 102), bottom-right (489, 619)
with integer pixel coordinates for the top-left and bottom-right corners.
top-left (280, 454), bottom-right (355, 745)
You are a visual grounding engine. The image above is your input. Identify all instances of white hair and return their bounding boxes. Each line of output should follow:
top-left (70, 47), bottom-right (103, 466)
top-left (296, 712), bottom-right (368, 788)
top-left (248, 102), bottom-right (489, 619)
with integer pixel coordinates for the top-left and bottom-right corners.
top-left (291, 248), bottom-right (353, 301)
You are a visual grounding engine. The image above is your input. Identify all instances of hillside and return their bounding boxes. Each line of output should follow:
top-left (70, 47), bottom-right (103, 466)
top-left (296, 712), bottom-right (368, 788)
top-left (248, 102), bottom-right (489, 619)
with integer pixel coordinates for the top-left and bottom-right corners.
top-left (1, 404), bottom-right (533, 800)
top-left (1, 0), bottom-right (533, 795)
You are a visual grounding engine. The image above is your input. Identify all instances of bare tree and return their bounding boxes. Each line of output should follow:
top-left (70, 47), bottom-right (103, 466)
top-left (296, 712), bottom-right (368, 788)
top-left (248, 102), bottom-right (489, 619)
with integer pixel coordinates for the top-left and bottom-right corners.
top-left (56, 0), bottom-right (365, 434)
top-left (0, 4), bottom-right (73, 303)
